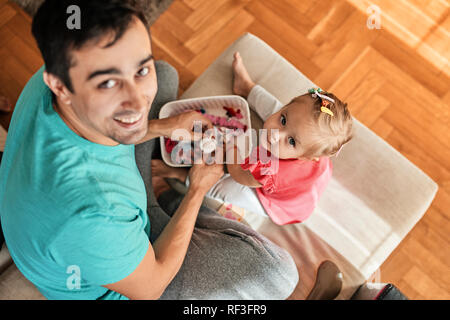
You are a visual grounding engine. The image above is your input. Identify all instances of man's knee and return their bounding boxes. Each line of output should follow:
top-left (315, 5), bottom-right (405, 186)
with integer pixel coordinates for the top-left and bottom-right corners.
top-left (254, 237), bottom-right (299, 299)
top-left (228, 229), bottom-right (299, 299)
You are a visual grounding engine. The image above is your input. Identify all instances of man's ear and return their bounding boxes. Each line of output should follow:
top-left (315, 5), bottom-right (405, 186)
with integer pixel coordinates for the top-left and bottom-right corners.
top-left (43, 71), bottom-right (72, 105)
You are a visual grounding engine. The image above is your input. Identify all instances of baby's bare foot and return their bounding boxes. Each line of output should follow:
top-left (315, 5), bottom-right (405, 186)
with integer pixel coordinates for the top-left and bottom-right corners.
top-left (151, 159), bottom-right (188, 183)
top-left (152, 176), bottom-right (171, 199)
top-left (232, 52), bottom-right (255, 98)
top-left (0, 96), bottom-right (12, 113)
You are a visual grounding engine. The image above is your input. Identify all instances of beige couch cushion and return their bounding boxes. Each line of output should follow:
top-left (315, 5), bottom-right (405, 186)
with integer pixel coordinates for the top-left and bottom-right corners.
top-left (180, 33), bottom-right (438, 299)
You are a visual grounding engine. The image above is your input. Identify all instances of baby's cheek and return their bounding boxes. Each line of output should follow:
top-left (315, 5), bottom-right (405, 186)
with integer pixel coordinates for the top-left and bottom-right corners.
top-left (278, 146), bottom-right (292, 159)
top-left (279, 145), bottom-right (302, 160)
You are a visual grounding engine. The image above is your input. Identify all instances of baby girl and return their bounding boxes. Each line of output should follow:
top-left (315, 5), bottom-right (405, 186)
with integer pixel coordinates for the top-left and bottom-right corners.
top-left (152, 52), bottom-right (353, 225)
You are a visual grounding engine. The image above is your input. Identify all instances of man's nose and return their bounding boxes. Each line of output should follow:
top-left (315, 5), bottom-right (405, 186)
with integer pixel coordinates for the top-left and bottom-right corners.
top-left (123, 83), bottom-right (147, 111)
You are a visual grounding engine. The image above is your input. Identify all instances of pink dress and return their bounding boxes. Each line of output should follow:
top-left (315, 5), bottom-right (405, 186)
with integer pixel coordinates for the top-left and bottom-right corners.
top-left (240, 147), bottom-right (333, 225)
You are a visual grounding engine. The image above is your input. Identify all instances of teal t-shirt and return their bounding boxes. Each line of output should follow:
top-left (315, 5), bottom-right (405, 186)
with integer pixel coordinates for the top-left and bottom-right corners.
top-left (0, 67), bottom-right (150, 300)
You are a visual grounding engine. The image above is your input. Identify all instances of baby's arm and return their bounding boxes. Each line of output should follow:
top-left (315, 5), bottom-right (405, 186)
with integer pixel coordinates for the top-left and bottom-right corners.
top-left (227, 163), bottom-right (262, 188)
top-left (226, 145), bottom-right (261, 188)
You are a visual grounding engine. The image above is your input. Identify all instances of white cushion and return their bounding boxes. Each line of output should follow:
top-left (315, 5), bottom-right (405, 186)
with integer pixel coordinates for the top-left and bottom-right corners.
top-left (180, 33), bottom-right (438, 299)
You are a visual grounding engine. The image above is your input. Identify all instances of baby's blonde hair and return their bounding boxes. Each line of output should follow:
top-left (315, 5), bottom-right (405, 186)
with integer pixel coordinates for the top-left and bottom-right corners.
top-left (291, 92), bottom-right (353, 159)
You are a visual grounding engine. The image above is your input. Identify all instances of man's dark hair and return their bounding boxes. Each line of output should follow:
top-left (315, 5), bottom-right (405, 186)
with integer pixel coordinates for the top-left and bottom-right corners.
top-left (32, 0), bottom-right (149, 92)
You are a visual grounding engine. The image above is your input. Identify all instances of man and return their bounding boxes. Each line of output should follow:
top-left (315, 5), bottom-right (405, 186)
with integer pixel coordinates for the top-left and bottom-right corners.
top-left (0, 0), bottom-right (298, 299)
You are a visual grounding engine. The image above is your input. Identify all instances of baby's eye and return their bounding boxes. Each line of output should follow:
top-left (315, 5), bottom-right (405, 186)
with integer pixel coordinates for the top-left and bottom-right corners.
top-left (288, 137), bottom-right (296, 147)
top-left (280, 114), bottom-right (287, 126)
top-left (98, 79), bottom-right (117, 89)
top-left (137, 66), bottom-right (150, 77)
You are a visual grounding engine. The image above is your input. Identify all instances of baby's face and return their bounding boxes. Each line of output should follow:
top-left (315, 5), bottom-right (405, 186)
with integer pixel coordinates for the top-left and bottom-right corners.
top-left (261, 98), bottom-right (317, 160)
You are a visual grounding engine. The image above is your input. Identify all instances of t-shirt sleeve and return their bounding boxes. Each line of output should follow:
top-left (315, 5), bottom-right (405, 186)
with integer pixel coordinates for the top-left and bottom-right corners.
top-left (240, 156), bottom-right (276, 193)
top-left (47, 210), bottom-right (149, 286)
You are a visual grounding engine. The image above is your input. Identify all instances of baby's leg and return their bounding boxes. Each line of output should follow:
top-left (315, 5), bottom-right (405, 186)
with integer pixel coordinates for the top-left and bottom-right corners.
top-left (232, 52), bottom-right (255, 99)
top-left (206, 173), bottom-right (269, 218)
top-left (232, 52), bottom-right (283, 121)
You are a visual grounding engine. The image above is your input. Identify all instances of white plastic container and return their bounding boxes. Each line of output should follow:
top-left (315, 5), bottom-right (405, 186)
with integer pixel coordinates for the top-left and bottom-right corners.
top-left (159, 95), bottom-right (252, 167)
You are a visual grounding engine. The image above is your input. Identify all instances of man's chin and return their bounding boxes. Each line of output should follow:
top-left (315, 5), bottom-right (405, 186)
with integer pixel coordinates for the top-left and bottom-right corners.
top-left (111, 126), bottom-right (148, 145)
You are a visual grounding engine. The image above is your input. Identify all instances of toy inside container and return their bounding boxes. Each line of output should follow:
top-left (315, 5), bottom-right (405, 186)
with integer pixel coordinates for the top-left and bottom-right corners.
top-left (159, 95), bottom-right (253, 167)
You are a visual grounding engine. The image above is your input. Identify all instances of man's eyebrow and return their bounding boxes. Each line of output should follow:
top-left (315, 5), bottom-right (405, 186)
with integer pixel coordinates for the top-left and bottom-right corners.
top-left (138, 54), bottom-right (154, 67)
top-left (87, 68), bottom-right (121, 81)
top-left (86, 55), bottom-right (154, 81)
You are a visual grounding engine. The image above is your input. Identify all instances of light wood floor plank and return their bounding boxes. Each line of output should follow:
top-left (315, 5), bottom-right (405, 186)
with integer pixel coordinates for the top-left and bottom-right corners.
top-left (184, 0), bottom-right (250, 54)
top-left (247, 20), bottom-right (322, 80)
top-left (186, 10), bottom-right (255, 76)
top-left (372, 31), bottom-right (449, 97)
top-left (245, 0), bottom-right (318, 59)
top-left (184, 0), bottom-right (229, 31)
top-left (403, 266), bottom-right (450, 299)
top-left (306, 0), bottom-right (355, 46)
top-left (154, 10), bottom-right (194, 43)
top-left (329, 47), bottom-right (385, 99)
top-left (167, 0), bottom-right (193, 21)
top-left (0, 3), bottom-right (16, 29)
top-left (369, 117), bottom-right (394, 140)
top-left (385, 129), bottom-right (450, 187)
top-left (355, 94), bottom-right (390, 127)
top-left (150, 21), bottom-right (195, 66)
top-left (258, 0), bottom-right (316, 35)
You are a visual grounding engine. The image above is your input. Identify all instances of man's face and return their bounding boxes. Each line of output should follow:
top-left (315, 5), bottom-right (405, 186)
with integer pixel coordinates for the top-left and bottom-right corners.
top-left (66, 18), bottom-right (157, 145)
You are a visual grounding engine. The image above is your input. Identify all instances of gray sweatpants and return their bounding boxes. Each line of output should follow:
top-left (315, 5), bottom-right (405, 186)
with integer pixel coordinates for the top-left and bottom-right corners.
top-left (134, 61), bottom-right (299, 299)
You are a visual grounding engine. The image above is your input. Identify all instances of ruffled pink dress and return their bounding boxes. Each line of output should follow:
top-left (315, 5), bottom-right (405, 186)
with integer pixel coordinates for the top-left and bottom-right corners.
top-left (240, 147), bottom-right (333, 225)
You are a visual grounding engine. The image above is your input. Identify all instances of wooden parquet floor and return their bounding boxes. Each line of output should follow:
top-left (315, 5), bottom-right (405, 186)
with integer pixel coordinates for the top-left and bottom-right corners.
top-left (0, 0), bottom-right (449, 299)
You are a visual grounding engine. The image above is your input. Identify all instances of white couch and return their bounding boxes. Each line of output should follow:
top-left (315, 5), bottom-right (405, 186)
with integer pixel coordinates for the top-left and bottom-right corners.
top-left (0, 33), bottom-right (438, 300)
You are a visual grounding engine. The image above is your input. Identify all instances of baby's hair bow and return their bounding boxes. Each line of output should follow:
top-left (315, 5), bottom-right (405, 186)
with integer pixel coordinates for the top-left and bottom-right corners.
top-left (308, 88), bottom-right (335, 117)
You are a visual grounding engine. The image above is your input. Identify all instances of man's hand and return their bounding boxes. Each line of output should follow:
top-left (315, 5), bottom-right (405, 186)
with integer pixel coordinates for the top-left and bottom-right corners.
top-left (159, 111), bottom-right (213, 140)
top-left (188, 162), bottom-right (224, 194)
top-left (137, 111), bottom-right (214, 145)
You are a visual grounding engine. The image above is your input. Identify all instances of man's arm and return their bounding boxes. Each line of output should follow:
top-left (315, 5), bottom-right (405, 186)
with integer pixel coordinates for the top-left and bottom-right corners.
top-left (136, 111), bottom-right (213, 144)
top-left (103, 162), bottom-right (224, 299)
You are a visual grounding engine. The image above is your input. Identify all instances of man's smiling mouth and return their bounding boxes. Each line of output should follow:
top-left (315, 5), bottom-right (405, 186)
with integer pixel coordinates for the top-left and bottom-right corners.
top-left (113, 113), bottom-right (144, 128)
